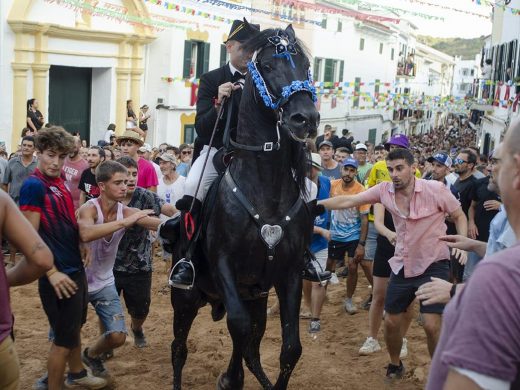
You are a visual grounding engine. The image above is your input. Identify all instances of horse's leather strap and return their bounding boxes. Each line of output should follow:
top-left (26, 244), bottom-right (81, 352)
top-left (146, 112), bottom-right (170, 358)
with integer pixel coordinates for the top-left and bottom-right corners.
top-left (224, 169), bottom-right (302, 259)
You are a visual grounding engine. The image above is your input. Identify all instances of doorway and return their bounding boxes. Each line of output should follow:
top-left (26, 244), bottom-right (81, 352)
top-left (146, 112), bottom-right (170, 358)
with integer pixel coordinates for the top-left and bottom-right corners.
top-left (49, 66), bottom-right (92, 141)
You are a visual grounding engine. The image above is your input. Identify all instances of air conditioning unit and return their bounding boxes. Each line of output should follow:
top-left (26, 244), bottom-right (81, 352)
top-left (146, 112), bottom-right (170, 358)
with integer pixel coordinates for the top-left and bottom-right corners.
top-left (157, 98), bottom-right (164, 104)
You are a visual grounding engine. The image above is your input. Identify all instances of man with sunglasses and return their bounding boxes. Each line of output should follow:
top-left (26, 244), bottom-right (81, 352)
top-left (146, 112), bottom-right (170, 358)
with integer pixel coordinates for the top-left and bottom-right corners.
top-left (451, 149), bottom-right (477, 282)
top-left (176, 143), bottom-right (193, 177)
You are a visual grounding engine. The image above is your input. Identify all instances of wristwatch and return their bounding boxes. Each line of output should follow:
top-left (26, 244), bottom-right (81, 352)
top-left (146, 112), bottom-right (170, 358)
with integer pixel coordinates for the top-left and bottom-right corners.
top-left (358, 240), bottom-right (366, 246)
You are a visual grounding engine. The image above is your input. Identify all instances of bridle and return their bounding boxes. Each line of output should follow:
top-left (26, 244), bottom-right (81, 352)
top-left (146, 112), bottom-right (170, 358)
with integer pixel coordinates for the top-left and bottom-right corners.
top-left (230, 31), bottom-right (317, 153)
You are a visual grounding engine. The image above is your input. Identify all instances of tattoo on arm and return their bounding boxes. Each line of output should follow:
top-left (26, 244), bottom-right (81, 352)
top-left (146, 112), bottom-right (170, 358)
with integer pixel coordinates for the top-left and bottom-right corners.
top-left (30, 242), bottom-right (46, 255)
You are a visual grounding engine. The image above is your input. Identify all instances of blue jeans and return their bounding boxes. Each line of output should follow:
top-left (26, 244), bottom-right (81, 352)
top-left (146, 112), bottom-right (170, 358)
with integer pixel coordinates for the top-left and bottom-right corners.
top-left (463, 251), bottom-right (482, 282)
top-left (89, 284), bottom-right (127, 336)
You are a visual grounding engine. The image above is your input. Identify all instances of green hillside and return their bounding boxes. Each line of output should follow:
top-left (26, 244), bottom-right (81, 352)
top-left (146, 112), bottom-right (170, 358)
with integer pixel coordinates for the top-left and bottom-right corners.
top-left (417, 36), bottom-right (487, 60)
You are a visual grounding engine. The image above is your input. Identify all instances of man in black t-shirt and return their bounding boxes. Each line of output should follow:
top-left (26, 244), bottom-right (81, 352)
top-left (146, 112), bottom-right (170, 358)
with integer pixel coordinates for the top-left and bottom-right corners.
top-left (452, 149), bottom-right (478, 281)
top-left (78, 146), bottom-right (105, 207)
top-left (453, 149), bottom-right (478, 216)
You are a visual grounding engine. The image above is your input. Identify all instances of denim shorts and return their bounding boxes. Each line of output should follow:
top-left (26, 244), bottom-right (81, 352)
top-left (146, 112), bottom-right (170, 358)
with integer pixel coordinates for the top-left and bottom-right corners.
top-left (88, 284), bottom-right (127, 336)
top-left (364, 222), bottom-right (378, 261)
top-left (385, 260), bottom-right (450, 315)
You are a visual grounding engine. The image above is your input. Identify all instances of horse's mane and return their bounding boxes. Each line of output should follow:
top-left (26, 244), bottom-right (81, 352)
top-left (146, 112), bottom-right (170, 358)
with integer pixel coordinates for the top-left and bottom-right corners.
top-left (241, 28), bottom-right (310, 59)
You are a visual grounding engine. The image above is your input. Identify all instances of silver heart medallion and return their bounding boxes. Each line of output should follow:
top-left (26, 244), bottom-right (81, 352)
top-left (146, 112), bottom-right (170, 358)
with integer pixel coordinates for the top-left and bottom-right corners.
top-left (260, 224), bottom-right (283, 249)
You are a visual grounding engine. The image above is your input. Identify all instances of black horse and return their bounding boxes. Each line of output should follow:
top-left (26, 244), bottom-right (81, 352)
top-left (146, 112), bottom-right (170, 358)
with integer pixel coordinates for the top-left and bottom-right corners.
top-left (168, 24), bottom-right (319, 390)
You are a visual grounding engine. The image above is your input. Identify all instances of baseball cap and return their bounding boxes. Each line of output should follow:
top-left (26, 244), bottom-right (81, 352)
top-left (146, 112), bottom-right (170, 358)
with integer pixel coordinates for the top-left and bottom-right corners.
top-left (384, 134), bottom-right (410, 151)
top-left (355, 143), bottom-right (368, 151)
top-left (318, 140), bottom-right (334, 149)
top-left (310, 153), bottom-right (323, 170)
top-left (342, 158), bottom-right (359, 169)
top-left (427, 152), bottom-right (452, 168)
top-left (138, 143), bottom-right (152, 153)
top-left (158, 154), bottom-right (177, 164)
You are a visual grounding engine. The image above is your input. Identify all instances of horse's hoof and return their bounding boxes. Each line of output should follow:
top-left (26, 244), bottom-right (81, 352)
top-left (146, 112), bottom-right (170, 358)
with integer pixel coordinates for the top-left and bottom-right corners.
top-left (211, 302), bottom-right (226, 322)
top-left (216, 373), bottom-right (242, 390)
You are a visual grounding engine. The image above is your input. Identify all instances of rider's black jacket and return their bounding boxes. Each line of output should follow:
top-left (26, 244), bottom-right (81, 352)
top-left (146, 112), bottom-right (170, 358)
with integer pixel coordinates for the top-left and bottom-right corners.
top-left (193, 63), bottom-right (242, 161)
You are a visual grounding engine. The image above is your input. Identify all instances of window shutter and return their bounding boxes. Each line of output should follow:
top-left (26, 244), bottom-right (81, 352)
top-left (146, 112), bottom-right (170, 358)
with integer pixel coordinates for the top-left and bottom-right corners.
top-left (220, 44), bottom-right (227, 67)
top-left (313, 57), bottom-right (320, 81)
top-left (339, 60), bottom-right (344, 82)
top-left (391, 48), bottom-right (395, 60)
top-left (353, 77), bottom-right (361, 108)
top-left (183, 41), bottom-right (192, 79)
top-left (203, 42), bottom-right (211, 75)
top-left (324, 59), bottom-right (334, 83)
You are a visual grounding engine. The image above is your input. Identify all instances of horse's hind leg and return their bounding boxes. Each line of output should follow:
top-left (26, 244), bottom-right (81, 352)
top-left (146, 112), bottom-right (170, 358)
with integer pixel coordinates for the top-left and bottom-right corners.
top-left (243, 297), bottom-right (273, 390)
top-left (171, 290), bottom-right (199, 390)
top-left (273, 271), bottom-right (303, 390)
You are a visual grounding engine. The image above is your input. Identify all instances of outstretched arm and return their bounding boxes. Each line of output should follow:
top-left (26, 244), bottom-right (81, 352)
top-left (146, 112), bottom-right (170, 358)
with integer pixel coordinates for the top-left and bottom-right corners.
top-left (319, 192), bottom-right (374, 211)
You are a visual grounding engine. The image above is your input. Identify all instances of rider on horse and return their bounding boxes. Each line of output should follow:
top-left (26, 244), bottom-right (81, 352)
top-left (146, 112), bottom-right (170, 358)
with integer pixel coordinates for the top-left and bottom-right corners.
top-left (165, 19), bottom-right (329, 289)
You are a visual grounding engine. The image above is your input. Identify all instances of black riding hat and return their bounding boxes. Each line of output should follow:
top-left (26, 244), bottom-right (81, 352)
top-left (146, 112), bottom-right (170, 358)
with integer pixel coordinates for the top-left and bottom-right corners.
top-left (224, 18), bottom-right (260, 43)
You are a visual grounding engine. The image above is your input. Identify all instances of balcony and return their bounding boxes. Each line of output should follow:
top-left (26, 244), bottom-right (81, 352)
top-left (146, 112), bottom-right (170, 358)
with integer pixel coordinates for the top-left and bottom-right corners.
top-left (396, 57), bottom-right (416, 77)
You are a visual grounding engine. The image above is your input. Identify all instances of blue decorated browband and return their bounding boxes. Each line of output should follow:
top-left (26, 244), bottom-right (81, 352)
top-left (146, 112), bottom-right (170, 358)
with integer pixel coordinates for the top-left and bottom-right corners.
top-left (247, 31), bottom-right (317, 110)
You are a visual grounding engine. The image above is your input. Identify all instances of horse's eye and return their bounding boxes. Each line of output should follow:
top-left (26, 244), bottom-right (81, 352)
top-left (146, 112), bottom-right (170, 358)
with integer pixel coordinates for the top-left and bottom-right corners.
top-left (263, 64), bottom-right (273, 73)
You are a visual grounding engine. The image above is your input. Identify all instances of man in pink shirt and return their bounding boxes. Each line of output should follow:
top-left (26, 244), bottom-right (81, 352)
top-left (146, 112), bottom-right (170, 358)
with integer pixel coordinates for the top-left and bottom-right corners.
top-left (63, 136), bottom-right (89, 209)
top-left (319, 148), bottom-right (467, 380)
top-left (116, 130), bottom-right (158, 192)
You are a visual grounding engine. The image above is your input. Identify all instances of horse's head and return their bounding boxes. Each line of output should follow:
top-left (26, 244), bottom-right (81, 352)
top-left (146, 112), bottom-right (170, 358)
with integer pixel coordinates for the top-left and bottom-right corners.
top-left (242, 24), bottom-right (319, 141)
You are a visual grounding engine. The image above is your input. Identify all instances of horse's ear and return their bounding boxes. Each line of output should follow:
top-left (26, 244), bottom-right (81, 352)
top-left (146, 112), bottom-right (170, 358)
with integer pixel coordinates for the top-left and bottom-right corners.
top-left (285, 24), bottom-right (295, 39)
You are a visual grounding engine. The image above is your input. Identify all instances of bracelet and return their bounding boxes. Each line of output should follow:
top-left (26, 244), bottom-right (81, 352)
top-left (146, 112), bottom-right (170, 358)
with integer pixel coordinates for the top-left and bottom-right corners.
top-left (358, 240), bottom-right (366, 246)
top-left (46, 268), bottom-right (58, 278)
top-left (449, 284), bottom-right (457, 298)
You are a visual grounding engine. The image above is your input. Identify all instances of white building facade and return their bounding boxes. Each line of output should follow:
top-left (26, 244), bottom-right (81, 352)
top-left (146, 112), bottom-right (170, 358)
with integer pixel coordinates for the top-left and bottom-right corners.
top-left (452, 56), bottom-right (480, 98)
top-left (476, 0), bottom-right (520, 154)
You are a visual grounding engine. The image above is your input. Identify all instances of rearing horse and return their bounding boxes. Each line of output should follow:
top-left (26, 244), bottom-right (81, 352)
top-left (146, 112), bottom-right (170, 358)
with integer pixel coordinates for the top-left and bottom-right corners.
top-left (169, 24), bottom-right (319, 390)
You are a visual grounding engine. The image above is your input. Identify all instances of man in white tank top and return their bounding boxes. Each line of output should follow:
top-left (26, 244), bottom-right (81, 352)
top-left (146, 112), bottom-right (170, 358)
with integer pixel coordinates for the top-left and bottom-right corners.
top-left (77, 161), bottom-right (161, 379)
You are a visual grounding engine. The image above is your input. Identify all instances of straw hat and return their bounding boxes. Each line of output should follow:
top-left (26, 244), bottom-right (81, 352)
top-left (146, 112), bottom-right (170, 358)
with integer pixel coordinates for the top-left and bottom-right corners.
top-left (116, 130), bottom-right (144, 146)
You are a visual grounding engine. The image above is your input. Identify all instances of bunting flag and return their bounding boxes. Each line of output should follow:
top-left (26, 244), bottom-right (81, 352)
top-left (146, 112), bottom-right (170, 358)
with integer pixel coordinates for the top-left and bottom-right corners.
top-left (471, 0), bottom-right (520, 15)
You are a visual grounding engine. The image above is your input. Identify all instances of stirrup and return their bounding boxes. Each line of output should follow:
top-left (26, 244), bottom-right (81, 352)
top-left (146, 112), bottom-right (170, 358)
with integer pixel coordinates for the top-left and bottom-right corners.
top-left (309, 255), bottom-right (330, 287)
top-left (168, 258), bottom-right (195, 290)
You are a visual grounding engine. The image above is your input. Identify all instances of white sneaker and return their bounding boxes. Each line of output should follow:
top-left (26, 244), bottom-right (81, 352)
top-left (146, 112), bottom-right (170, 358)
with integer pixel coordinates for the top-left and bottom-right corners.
top-left (400, 338), bottom-right (408, 359)
top-left (359, 337), bottom-right (381, 355)
top-left (64, 371), bottom-right (107, 389)
top-left (329, 273), bottom-right (339, 285)
top-left (344, 298), bottom-right (358, 314)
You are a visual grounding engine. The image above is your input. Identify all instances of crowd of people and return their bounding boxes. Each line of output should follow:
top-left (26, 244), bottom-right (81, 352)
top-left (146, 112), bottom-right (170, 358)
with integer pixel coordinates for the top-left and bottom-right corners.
top-left (1, 17), bottom-right (519, 390)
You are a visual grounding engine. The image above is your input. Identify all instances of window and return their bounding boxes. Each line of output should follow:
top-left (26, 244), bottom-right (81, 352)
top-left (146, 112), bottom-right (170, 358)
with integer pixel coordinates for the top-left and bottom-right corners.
top-left (368, 129), bottom-right (377, 145)
top-left (183, 124), bottom-right (196, 144)
top-left (183, 40), bottom-right (210, 79)
top-left (379, 43), bottom-right (383, 54)
top-left (322, 15), bottom-right (327, 29)
top-left (314, 58), bottom-right (344, 83)
top-left (374, 79), bottom-right (380, 107)
top-left (471, 69), bottom-right (475, 76)
top-left (359, 38), bottom-right (365, 51)
top-left (391, 48), bottom-right (395, 61)
top-left (353, 77), bottom-right (361, 108)
top-left (337, 20), bottom-right (342, 32)
top-left (220, 44), bottom-right (228, 68)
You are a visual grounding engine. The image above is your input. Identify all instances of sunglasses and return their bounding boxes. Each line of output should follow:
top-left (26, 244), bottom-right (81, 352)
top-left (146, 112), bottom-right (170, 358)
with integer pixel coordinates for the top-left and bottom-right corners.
top-left (454, 158), bottom-right (467, 165)
top-left (182, 150), bottom-right (192, 155)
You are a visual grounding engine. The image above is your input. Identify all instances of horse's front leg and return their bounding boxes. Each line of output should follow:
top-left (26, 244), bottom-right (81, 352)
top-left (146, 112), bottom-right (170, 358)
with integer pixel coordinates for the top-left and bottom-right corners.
top-left (214, 256), bottom-right (249, 390)
top-left (171, 290), bottom-right (200, 390)
top-left (273, 267), bottom-right (303, 390)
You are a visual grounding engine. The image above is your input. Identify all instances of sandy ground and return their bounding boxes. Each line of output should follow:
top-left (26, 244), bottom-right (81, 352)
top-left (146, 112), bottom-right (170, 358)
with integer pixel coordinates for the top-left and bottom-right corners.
top-left (10, 256), bottom-right (430, 390)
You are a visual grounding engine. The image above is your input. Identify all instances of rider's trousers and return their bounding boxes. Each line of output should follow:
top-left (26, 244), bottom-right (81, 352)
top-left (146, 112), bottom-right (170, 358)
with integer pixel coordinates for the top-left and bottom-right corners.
top-left (184, 145), bottom-right (219, 202)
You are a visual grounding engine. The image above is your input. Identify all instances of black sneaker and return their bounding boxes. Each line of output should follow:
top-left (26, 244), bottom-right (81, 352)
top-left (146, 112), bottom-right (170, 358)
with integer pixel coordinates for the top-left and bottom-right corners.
top-left (82, 348), bottom-right (108, 378)
top-left (99, 349), bottom-right (114, 362)
top-left (386, 360), bottom-right (405, 380)
top-left (132, 328), bottom-right (148, 348)
top-left (33, 373), bottom-right (48, 390)
top-left (360, 294), bottom-right (372, 310)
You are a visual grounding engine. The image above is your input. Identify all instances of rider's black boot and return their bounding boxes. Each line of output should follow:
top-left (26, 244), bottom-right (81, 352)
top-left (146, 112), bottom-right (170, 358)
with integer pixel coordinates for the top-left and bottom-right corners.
top-left (302, 249), bottom-right (332, 283)
top-left (168, 196), bottom-right (202, 289)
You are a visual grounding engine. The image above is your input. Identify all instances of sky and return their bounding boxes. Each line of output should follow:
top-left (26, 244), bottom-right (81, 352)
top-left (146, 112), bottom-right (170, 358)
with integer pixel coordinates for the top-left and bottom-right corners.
top-left (359, 0), bottom-right (493, 38)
